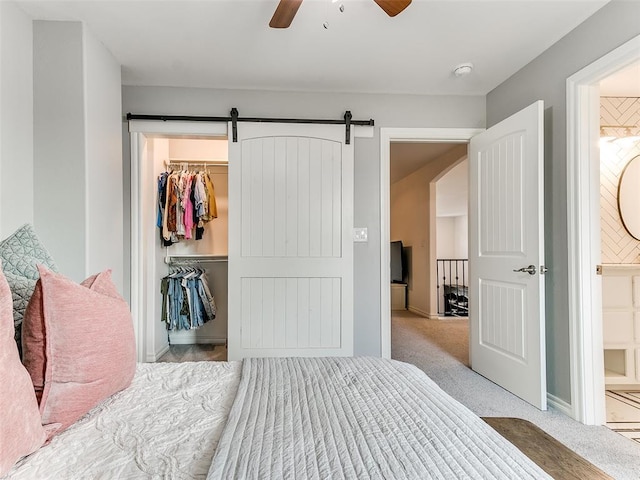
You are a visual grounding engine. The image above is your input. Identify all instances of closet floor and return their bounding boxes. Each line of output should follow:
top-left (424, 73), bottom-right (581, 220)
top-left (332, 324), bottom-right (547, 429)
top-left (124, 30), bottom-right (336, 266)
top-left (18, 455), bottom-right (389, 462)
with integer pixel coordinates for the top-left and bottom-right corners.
top-left (157, 344), bottom-right (227, 363)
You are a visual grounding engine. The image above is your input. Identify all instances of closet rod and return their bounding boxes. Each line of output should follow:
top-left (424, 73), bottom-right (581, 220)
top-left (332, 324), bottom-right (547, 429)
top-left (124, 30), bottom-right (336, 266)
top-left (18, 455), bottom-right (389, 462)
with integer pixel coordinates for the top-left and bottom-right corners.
top-left (164, 159), bottom-right (228, 168)
top-left (126, 109), bottom-right (375, 145)
top-left (165, 255), bottom-right (228, 265)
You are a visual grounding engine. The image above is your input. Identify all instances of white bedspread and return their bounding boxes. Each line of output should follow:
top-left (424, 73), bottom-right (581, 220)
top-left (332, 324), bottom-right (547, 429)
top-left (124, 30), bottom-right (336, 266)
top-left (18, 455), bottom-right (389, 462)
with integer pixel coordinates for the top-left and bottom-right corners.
top-left (6, 361), bottom-right (241, 480)
top-left (208, 357), bottom-right (552, 480)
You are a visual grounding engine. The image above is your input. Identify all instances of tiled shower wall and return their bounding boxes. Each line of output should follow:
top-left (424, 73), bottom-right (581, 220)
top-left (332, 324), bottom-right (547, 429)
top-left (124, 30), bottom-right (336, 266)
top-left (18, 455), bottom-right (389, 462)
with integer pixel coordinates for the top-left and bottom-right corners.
top-left (600, 97), bottom-right (640, 264)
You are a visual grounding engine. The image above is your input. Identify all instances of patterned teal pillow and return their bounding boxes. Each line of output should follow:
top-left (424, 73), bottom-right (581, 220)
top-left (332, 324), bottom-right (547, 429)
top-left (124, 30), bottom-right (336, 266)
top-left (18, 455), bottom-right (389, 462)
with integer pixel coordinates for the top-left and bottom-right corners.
top-left (0, 224), bottom-right (58, 354)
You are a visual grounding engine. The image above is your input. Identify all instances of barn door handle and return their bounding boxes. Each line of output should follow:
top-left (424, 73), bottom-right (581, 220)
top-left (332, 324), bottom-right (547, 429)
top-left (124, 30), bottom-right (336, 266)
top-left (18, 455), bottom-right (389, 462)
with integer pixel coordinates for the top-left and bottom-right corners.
top-left (513, 265), bottom-right (537, 275)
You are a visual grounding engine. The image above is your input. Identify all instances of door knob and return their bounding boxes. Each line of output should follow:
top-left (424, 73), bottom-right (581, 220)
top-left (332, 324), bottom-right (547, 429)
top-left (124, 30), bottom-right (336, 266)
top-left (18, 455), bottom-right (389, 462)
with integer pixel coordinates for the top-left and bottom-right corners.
top-left (513, 265), bottom-right (537, 275)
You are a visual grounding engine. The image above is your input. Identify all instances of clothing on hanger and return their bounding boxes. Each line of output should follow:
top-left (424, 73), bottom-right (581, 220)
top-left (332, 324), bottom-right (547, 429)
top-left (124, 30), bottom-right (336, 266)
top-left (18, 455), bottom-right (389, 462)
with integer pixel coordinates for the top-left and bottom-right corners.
top-left (156, 168), bottom-right (218, 243)
top-left (160, 267), bottom-right (216, 331)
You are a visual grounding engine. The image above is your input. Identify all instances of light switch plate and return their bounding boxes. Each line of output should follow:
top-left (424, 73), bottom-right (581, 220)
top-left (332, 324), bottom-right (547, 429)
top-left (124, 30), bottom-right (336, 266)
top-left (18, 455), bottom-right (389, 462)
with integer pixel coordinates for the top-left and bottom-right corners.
top-left (353, 227), bottom-right (368, 242)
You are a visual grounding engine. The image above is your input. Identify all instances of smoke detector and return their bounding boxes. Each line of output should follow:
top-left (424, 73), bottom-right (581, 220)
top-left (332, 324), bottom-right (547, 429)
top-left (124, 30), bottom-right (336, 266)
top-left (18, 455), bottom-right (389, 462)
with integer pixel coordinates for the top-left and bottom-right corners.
top-left (453, 63), bottom-right (474, 77)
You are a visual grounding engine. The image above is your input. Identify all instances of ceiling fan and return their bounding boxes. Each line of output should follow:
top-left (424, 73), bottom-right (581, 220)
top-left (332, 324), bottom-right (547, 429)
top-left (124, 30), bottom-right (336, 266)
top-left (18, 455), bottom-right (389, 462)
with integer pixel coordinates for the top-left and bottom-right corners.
top-left (269, 0), bottom-right (412, 28)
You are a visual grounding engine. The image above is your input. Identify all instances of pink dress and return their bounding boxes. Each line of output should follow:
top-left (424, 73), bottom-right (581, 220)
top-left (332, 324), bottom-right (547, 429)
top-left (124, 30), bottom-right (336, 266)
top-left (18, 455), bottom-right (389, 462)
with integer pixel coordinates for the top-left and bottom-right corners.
top-left (182, 174), bottom-right (194, 239)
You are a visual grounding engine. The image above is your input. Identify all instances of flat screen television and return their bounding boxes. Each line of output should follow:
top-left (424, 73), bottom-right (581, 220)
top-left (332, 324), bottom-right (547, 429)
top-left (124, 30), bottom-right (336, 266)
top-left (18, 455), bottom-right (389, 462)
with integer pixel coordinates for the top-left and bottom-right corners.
top-left (390, 240), bottom-right (405, 283)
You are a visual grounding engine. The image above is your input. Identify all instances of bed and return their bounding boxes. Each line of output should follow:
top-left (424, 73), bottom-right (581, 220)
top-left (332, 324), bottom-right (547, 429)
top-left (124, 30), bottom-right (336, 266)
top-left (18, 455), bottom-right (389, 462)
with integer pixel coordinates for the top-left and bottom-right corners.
top-left (6, 357), bottom-right (552, 480)
top-left (0, 225), bottom-right (551, 479)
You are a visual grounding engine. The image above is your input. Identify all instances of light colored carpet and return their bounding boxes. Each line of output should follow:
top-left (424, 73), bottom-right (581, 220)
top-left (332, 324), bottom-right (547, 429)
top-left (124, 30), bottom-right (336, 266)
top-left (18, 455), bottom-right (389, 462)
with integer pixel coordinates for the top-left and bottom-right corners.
top-left (391, 310), bottom-right (640, 480)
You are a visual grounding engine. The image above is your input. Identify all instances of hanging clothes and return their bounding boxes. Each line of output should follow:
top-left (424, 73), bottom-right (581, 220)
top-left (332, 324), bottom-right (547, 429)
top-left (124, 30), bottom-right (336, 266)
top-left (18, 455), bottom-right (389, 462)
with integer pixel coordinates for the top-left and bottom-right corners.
top-left (156, 168), bottom-right (218, 243)
top-left (157, 172), bottom-right (174, 246)
top-left (165, 173), bottom-right (179, 241)
top-left (160, 267), bottom-right (217, 331)
top-left (182, 173), bottom-right (195, 240)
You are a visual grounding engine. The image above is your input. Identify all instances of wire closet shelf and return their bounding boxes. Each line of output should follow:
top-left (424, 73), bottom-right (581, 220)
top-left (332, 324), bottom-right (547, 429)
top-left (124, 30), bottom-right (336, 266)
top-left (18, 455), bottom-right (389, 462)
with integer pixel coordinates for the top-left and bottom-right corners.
top-left (164, 159), bottom-right (228, 171)
top-left (164, 254), bottom-right (228, 265)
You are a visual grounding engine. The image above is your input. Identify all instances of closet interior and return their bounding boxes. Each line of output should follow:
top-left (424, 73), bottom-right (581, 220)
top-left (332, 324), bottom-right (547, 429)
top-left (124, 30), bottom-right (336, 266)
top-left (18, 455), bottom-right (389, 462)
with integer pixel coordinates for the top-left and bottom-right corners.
top-left (145, 135), bottom-right (228, 359)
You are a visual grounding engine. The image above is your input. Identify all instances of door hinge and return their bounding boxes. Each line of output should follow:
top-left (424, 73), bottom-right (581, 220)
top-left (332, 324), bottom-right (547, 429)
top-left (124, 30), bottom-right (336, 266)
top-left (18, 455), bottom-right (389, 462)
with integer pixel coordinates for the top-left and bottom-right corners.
top-left (596, 264), bottom-right (602, 275)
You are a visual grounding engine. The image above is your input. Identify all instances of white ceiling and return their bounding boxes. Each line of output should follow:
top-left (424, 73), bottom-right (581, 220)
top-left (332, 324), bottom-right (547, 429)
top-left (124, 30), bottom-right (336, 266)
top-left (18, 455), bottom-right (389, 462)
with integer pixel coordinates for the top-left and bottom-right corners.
top-left (16, 0), bottom-right (610, 96)
top-left (16, 0), bottom-right (628, 200)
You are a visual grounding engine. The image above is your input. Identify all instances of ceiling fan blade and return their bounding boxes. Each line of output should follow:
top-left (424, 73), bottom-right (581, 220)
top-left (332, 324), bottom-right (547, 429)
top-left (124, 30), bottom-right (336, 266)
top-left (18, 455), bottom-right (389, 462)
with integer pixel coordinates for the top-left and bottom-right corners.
top-left (373, 0), bottom-right (412, 17)
top-left (269, 0), bottom-right (303, 28)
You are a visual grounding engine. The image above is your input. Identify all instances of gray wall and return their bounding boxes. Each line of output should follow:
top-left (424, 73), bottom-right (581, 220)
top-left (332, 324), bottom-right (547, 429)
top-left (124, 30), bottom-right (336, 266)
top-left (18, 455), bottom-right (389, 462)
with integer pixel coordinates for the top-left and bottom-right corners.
top-left (34, 21), bottom-right (124, 291)
top-left (122, 87), bottom-right (486, 356)
top-left (0, 2), bottom-right (33, 238)
top-left (83, 26), bottom-right (124, 290)
top-left (486, 0), bottom-right (640, 404)
top-left (34, 21), bottom-right (86, 281)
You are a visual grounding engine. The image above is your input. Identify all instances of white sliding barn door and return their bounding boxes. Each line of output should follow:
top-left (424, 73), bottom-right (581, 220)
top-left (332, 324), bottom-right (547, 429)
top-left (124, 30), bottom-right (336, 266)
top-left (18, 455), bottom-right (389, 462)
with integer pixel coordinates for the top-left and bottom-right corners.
top-left (469, 101), bottom-right (547, 410)
top-left (227, 123), bottom-right (353, 360)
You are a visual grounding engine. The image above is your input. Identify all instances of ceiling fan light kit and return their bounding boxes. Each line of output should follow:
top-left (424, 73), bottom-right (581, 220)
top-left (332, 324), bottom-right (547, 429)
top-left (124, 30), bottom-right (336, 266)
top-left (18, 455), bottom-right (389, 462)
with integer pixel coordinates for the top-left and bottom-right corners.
top-left (269, 0), bottom-right (411, 29)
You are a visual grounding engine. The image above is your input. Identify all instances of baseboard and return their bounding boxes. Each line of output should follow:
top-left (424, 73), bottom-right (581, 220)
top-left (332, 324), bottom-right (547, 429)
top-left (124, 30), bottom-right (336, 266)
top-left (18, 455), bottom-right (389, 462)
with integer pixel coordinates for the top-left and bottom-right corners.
top-left (148, 343), bottom-right (170, 363)
top-left (408, 306), bottom-right (430, 318)
top-left (547, 392), bottom-right (573, 417)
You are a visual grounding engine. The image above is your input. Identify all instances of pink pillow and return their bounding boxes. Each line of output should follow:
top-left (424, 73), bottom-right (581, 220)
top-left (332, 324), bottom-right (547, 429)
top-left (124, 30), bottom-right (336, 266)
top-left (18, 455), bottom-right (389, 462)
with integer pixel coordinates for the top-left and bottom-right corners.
top-left (22, 265), bottom-right (136, 437)
top-left (0, 264), bottom-right (46, 476)
top-left (22, 269), bottom-right (125, 403)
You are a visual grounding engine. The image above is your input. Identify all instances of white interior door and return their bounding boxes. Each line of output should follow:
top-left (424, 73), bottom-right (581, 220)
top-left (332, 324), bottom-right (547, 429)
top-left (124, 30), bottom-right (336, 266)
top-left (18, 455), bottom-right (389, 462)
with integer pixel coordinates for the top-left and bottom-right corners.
top-left (469, 100), bottom-right (547, 409)
top-left (227, 123), bottom-right (353, 360)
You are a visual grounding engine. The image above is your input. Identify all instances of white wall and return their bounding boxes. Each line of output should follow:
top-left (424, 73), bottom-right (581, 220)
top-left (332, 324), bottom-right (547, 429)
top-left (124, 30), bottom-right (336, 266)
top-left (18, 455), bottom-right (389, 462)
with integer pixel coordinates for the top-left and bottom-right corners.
top-left (0, 2), bottom-right (33, 238)
top-left (168, 138), bottom-right (227, 161)
top-left (84, 26), bottom-right (124, 290)
top-left (436, 157), bottom-right (469, 260)
top-left (33, 21), bottom-right (124, 291)
top-left (436, 217), bottom-right (455, 259)
top-left (454, 215), bottom-right (468, 259)
top-left (436, 158), bottom-right (468, 217)
top-left (436, 215), bottom-right (468, 259)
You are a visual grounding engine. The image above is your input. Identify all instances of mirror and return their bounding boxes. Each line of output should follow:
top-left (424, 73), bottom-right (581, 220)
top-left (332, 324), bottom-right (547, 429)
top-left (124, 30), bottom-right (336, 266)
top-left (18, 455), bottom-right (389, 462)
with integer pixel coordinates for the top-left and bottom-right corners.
top-left (618, 155), bottom-right (640, 241)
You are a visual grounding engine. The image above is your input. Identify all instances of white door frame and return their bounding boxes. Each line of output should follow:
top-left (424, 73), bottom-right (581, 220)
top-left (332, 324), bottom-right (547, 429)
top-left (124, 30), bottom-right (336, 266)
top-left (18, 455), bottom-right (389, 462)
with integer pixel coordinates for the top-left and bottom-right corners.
top-left (129, 120), bottom-right (373, 362)
top-left (566, 34), bottom-right (640, 425)
top-left (128, 120), bottom-right (228, 362)
top-left (380, 128), bottom-right (483, 358)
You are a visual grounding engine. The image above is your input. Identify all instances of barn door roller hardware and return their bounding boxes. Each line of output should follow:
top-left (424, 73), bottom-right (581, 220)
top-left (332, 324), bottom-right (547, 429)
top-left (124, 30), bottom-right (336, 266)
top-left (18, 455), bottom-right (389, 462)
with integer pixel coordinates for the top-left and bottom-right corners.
top-left (126, 109), bottom-right (374, 145)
